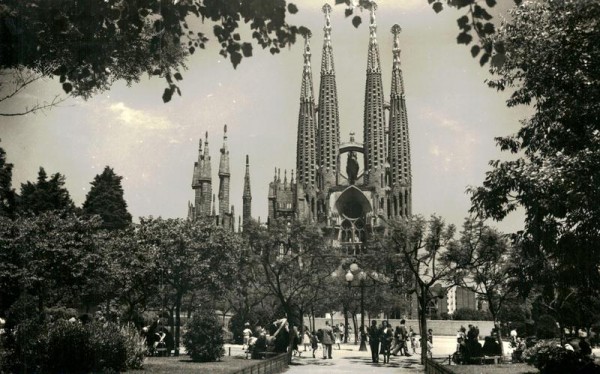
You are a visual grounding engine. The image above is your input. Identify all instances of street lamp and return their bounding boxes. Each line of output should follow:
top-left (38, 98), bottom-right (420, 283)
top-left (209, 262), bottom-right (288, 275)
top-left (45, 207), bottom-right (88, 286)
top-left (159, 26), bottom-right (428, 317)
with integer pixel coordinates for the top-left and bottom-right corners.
top-left (345, 263), bottom-right (368, 352)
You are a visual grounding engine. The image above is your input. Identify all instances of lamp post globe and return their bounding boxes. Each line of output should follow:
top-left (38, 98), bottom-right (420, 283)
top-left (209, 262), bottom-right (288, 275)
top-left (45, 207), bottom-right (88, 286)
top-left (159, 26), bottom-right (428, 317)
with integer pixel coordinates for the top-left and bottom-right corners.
top-left (345, 270), bottom-right (354, 283)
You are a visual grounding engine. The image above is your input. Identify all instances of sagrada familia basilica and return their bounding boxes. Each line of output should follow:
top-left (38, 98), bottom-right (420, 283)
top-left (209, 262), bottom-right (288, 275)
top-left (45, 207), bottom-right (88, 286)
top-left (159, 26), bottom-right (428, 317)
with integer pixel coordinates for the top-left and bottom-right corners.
top-left (188, 3), bottom-right (412, 251)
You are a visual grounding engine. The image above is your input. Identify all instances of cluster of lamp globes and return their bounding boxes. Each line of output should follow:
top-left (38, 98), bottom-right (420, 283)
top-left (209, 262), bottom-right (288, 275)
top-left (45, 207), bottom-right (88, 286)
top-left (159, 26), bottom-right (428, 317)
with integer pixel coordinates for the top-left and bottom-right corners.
top-left (331, 263), bottom-right (389, 284)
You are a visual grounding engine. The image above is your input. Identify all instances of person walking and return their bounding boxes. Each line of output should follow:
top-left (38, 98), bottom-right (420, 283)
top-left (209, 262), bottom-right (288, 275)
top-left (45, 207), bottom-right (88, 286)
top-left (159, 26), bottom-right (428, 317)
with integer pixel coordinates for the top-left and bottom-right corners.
top-left (242, 322), bottom-right (252, 350)
top-left (381, 321), bottom-right (393, 364)
top-left (321, 321), bottom-right (335, 359)
top-left (302, 329), bottom-right (311, 352)
top-left (310, 330), bottom-right (319, 358)
top-left (333, 323), bottom-right (341, 350)
top-left (399, 320), bottom-right (411, 356)
top-left (368, 320), bottom-right (381, 363)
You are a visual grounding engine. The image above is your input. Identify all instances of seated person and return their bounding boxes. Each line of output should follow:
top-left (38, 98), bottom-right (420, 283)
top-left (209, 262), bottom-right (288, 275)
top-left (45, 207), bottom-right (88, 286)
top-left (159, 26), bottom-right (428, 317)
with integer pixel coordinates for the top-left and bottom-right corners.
top-left (481, 336), bottom-right (502, 356)
top-left (452, 337), bottom-right (469, 364)
top-left (251, 330), bottom-right (268, 359)
top-left (580, 337), bottom-right (592, 357)
top-left (465, 337), bottom-right (483, 361)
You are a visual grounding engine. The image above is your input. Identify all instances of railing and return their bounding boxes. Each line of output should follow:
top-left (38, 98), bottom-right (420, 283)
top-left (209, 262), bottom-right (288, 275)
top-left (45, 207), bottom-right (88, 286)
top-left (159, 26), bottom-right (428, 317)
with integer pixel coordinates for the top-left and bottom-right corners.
top-left (230, 353), bottom-right (289, 374)
top-left (424, 357), bottom-right (454, 374)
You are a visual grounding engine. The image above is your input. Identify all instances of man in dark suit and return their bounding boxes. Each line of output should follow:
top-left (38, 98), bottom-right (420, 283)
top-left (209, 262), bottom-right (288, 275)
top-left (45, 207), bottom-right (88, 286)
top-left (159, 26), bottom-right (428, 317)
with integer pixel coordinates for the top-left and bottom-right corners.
top-left (368, 320), bottom-right (381, 363)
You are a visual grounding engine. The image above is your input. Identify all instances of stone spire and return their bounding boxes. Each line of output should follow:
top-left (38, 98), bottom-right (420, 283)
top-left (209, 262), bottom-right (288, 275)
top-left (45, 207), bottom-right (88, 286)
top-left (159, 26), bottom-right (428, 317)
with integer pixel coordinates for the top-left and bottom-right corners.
top-left (212, 194), bottom-right (216, 216)
top-left (218, 125), bottom-right (230, 217)
top-left (242, 154), bottom-right (252, 225)
top-left (388, 24), bottom-right (412, 217)
top-left (317, 3), bottom-right (340, 191)
top-left (196, 132), bottom-right (212, 216)
top-left (363, 1), bottom-right (386, 187)
top-left (296, 33), bottom-right (318, 189)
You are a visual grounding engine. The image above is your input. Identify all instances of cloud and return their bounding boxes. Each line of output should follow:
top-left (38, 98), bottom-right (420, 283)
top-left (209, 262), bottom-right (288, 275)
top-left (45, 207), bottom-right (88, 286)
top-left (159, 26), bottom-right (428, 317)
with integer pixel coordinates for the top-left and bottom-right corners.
top-left (422, 110), bottom-right (465, 133)
top-left (108, 102), bottom-right (174, 130)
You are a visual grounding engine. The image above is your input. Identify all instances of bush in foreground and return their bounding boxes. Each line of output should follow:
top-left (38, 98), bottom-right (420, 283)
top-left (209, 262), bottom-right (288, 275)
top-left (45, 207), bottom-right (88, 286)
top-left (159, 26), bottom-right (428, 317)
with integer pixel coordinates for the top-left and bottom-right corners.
top-left (1, 316), bottom-right (146, 373)
top-left (522, 340), bottom-right (600, 374)
top-left (183, 308), bottom-right (225, 362)
top-left (121, 323), bottom-right (147, 369)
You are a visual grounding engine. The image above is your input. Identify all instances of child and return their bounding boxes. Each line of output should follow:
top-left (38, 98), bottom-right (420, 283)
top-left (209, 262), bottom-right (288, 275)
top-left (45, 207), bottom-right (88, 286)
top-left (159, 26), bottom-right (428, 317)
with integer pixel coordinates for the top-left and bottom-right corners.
top-left (303, 330), bottom-right (311, 352)
top-left (410, 332), bottom-right (418, 354)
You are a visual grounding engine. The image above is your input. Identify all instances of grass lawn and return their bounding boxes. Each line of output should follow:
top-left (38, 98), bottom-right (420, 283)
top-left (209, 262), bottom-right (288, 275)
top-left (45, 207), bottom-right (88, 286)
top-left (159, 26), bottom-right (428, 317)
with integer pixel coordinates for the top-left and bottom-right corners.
top-left (138, 355), bottom-right (258, 374)
top-left (445, 364), bottom-right (539, 374)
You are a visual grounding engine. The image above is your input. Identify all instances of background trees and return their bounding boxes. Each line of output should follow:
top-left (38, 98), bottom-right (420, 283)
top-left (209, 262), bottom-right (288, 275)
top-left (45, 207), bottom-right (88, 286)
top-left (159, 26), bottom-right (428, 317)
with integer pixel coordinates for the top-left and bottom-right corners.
top-left (386, 215), bottom-right (457, 364)
top-left (136, 217), bottom-right (243, 356)
top-left (83, 166), bottom-right (132, 230)
top-left (18, 167), bottom-right (75, 214)
top-left (244, 219), bottom-right (338, 351)
top-left (447, 218), bottom-right (518, 353)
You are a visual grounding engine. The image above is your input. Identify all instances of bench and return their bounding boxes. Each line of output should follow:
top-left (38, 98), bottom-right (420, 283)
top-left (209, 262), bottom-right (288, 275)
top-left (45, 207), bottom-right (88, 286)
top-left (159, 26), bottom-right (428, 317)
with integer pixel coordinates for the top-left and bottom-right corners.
top-left (471, 356), bottom-right (503, 364)
top-left (246, 350), bottom-right (279, 359)
top-left (259, 351), bottom-right (279, 359)
top-left (450, 354), bottom-right (504, 365)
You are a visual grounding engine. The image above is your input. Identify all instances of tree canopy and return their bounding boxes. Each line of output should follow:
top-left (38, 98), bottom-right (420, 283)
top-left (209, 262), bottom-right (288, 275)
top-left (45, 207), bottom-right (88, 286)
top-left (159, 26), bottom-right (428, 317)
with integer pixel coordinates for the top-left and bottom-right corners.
top-left (470, 0), bottom-right (600, 326)
top-left (0, 0), bottom-right (526, 115)
top-left (0, 0), bottom-right (302, 111)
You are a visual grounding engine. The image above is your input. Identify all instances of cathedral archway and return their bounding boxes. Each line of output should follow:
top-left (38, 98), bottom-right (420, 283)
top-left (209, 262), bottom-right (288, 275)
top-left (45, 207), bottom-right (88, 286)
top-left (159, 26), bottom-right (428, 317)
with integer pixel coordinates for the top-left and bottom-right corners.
top-left (335, 185), bottom-right (372, 219)
top-left (335, 186), bottom-right (372, 245)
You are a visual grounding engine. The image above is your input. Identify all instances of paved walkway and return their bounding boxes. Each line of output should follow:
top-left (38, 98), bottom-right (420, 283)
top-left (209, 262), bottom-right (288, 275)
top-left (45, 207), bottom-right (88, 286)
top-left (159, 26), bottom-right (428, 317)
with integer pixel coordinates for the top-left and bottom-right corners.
top-left (285, 345), bottom-right (424, 373)
top-left (226, 336), bottom-right (516, 373)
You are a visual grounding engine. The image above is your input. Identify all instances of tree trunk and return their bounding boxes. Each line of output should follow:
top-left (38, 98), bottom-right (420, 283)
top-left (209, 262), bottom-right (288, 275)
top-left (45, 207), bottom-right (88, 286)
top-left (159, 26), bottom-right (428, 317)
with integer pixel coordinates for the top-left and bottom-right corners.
top-left (418, 283), bottom-right (428, 365)
top-left (174, 292), bottom-right (182, 356)
top-left (343, 307), bottom-right (349, 343)
top-left (352, 313), bottom-right (358, 344)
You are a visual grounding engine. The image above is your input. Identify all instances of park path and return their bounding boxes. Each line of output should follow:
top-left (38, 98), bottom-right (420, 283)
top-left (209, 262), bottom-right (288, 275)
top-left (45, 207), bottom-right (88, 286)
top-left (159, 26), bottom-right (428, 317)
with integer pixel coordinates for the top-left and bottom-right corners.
top-left (285, 351), bottom-right (423, 373)
top-left (283, 344), bottom-right (425, 374)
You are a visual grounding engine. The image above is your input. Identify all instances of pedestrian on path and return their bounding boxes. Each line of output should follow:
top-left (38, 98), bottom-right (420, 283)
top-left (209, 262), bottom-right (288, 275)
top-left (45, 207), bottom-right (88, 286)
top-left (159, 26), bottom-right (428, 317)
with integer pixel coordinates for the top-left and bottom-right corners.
top-left (321, 321), bottom-right (335, 359)
top-left (368, 320), bottom-right (381, 363)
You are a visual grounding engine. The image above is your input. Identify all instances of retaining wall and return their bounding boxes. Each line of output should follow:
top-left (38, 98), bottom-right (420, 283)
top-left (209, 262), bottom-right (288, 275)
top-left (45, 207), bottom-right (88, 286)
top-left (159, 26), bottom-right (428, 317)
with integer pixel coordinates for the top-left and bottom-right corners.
top-left (309, 318), bottom-right (495, 337)
top-left (229, 353), bottom-right (288, 374)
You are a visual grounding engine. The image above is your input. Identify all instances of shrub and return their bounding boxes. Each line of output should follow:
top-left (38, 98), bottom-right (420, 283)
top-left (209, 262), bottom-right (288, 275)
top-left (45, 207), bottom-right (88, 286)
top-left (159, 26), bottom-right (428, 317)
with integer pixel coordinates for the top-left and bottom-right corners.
top-left (44, 319), bottom-right (94, 373)
top-left (2, 317), bottom-right (136, 374)
top-left (88, 321), bottom-right (128, 373)
top-left (120, 323), bottom-right (146, 369)
top-left (183, 308), bottom-right (225, 362)
top-left (0, 296), bottom-right (46, 373)
top-left (452, 307), bottom-right (492, 321)
top-left (1, 317), bottom-right (47, 373)
top-left (523, 340), bottom-right (600, 374)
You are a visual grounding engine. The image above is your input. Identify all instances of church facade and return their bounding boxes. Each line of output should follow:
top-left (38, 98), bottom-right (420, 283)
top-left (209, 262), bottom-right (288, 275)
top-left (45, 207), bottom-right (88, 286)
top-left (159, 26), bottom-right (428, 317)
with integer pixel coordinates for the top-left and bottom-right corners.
top-left (189, 4), bottom-right (412, 249)
top-left (268, 4), bottom-right (412, 251)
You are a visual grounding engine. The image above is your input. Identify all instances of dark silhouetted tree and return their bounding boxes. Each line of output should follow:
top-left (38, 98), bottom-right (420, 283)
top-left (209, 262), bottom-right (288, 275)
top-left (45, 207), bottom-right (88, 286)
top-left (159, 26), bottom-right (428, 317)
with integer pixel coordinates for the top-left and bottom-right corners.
top-left (83, 166), bottom-right (132, 230)
top-left (0, 143), bottom-right (16, 218)
top-left (19, 167), bottom-right (75, 214)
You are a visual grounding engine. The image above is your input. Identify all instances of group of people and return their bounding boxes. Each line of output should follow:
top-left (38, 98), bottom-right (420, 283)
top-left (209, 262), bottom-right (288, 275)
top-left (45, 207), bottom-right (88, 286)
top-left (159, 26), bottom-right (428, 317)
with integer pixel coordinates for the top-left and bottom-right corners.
top-left (242, 318), bottom-right (432, 363)
top-left (243, 318), bottom-right (292, 359)
top-left (142, 320), bottom-right (174, 356)
top-left (453, 325), bottom-right (502, 364)
top-left (367, 319), bottom-right (427, 364)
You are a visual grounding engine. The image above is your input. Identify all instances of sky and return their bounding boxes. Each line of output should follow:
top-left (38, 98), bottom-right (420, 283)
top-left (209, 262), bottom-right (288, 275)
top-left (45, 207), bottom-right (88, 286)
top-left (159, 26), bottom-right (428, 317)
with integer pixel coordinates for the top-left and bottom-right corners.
top-left (0, 1), bottom-right (528, 233)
